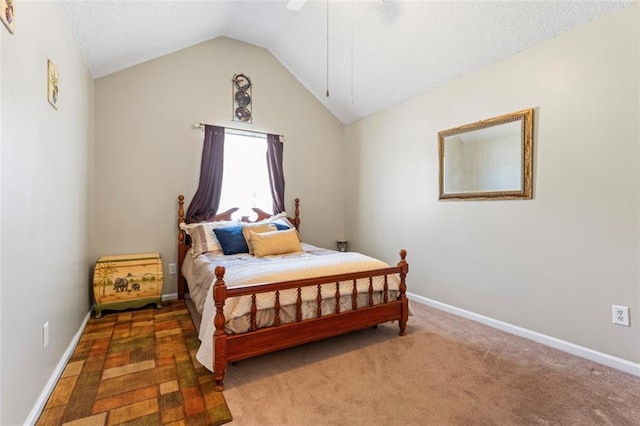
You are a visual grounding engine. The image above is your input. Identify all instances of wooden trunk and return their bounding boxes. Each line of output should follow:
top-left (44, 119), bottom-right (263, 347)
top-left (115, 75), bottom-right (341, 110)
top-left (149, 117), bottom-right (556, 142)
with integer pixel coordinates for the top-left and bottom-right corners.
top-left (93, 252), bottom-right (163, 318)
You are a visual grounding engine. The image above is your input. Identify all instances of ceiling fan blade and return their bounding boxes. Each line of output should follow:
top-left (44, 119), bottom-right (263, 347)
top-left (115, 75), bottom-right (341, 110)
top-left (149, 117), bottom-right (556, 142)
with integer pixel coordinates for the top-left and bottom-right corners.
top-left (286, 0), bottom-right (307, 11)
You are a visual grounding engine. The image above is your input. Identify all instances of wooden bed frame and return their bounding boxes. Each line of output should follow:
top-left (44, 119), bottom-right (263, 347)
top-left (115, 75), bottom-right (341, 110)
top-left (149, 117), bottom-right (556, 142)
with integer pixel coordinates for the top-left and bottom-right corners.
top-left (177, 195), bottom-right (409, 391)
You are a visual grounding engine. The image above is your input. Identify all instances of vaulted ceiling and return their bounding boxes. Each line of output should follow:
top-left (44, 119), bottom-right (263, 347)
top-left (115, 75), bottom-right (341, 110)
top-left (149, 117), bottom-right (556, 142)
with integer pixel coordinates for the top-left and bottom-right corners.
top-left (59, 0), bottom-right (631, 124)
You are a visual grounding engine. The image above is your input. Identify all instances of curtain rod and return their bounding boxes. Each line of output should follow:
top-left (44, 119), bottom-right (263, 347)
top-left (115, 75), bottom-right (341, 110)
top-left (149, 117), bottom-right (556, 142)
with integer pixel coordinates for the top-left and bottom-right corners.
top-left (193, 122), bottom-right (284, 139)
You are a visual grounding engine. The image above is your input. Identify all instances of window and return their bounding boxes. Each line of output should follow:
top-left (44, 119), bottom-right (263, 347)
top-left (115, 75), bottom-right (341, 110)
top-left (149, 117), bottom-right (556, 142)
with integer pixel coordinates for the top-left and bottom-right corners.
top-left (217, 130), bottom-right (274, 218)
top-left (185, 125), bottom-right (283, 224)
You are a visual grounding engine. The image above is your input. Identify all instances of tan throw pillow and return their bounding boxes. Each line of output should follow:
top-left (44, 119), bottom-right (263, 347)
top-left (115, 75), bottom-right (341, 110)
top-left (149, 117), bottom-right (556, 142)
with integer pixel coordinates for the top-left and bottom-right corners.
top-left (242, 223), bottom-right (277, 255)
top-left (251, 228), bottom-right (303, 257)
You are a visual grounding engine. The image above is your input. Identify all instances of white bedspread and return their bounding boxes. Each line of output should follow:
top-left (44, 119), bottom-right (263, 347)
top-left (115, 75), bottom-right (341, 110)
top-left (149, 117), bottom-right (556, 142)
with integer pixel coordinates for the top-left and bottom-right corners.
top-left (182, 244), bottom-right (401, 371)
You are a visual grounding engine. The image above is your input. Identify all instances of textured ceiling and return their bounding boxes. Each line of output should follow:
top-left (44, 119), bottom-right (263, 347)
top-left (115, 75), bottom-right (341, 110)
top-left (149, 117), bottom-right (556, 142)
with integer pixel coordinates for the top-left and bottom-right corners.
top-left (59, 0), bottom-right (632, 124)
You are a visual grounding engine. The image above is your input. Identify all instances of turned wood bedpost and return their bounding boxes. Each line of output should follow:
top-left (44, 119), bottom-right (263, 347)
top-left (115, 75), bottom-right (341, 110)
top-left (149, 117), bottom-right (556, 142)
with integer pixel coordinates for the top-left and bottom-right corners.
top-left (177, 195), bottom-right (186, 300)
top-left (397, 249), bottom-right (409, 336)
top-left (213, 266), bottom-right (228, 391)
top-left (293, 198), bottom-right (301, 230)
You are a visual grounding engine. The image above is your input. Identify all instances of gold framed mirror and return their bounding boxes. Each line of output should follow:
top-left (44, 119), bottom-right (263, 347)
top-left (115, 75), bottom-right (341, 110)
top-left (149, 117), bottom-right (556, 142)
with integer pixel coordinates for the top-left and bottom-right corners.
top-left (438, 108), bottom-right (533, 200)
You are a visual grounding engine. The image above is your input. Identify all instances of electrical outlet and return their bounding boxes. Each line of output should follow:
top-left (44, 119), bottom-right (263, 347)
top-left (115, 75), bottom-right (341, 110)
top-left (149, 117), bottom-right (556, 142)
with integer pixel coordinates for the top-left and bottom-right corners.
top-left (169, 263), bottom-right (177, 275)
top-left (43, 322), bottom-right (50, 348)
top-left (612, 305), bottom-right (630, 327)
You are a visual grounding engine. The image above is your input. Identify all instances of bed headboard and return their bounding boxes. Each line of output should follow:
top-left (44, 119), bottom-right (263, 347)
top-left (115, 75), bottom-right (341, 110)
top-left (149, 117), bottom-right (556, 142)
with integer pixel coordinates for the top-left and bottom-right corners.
top-left (176, 195), bottom-right (301, 299)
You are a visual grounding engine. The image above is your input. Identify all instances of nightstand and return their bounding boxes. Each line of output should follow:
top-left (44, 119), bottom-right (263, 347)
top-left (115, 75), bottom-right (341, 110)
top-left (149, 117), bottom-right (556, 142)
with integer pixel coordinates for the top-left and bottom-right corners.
top-left (93, 252), bottom-right (163, 318)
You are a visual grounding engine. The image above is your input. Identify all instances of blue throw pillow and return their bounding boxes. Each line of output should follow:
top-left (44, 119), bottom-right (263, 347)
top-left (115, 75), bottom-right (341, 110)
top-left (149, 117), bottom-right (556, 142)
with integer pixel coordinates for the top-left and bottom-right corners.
top-left (274, 223), bottom-right (290, 231)
top-left (213, 226), bottom-right (249, 255)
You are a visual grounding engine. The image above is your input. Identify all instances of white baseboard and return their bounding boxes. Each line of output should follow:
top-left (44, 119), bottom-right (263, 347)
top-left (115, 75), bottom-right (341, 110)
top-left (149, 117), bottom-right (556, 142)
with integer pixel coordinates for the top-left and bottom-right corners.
top-left (407, 292), bottom-right (640, 377)
top-left (26, 295), bottom-right (179, 424)
top-left (25, 308), bottom-right (93, 426)
top-left (162, 293), bottom-right (178, 301)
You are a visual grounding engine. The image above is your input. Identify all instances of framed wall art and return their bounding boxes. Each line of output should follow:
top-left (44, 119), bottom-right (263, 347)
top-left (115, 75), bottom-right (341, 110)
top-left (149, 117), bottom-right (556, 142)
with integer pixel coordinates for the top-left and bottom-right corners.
top-left (47, 60), bottom-right (59, 110)
top-left (1, 0), bottom-right (15, 34)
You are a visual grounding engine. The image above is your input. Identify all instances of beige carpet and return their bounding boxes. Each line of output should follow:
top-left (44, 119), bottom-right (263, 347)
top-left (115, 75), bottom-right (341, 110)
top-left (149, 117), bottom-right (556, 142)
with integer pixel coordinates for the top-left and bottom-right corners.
top-left (218, 301), bottom-right (640, 425)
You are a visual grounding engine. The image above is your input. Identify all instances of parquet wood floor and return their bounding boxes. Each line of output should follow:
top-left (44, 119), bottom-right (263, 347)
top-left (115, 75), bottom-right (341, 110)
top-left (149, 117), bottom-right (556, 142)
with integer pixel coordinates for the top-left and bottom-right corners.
top-left (36, 301), bottom-right (232, 425)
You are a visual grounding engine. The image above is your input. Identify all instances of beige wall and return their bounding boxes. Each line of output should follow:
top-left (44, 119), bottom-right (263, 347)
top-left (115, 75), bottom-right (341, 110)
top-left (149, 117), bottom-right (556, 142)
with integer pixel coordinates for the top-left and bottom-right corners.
top-left (0, 13), bottom-right (4, 421)
top-left (1, 5), bottom-right (635, 423)
top-left (93, 37), bottom-right (345, 295)
top-left (345, 5), bottom-right (639, 363)
top-left (0, 2), bottom-right (94, 424)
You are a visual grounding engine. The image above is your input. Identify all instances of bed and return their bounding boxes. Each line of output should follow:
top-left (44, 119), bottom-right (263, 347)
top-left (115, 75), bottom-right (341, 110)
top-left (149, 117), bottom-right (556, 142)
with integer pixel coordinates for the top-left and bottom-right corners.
top-left (177, 195), bottom-right (409, 391)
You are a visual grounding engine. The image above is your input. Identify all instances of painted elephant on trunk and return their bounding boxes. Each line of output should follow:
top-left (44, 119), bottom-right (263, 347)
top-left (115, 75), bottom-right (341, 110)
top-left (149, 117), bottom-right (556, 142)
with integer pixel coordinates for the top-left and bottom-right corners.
top-left (113, 277), bottom-right (129, 292)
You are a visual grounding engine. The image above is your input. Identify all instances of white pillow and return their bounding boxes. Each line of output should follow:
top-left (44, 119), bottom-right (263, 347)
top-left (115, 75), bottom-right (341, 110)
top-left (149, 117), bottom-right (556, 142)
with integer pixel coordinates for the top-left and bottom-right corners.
top-left (180, 220), bottom-right (237, 257)
top-left (254, 212), bottom-right (294, 228)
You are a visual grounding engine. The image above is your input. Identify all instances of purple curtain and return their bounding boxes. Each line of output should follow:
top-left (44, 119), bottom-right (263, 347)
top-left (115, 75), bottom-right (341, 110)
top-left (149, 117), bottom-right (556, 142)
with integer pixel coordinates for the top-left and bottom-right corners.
top-left (266, 134), bottom-right (285, 214)
top-left (186, 125), bottom-right (225, 223)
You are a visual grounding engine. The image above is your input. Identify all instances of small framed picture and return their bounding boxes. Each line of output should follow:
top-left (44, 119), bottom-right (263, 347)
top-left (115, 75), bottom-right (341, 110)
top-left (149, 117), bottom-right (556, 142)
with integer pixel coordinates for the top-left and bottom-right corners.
top-left (1, 0), bottom-right (15, 34)
top-left (47, 60), bottom-right (59, 110)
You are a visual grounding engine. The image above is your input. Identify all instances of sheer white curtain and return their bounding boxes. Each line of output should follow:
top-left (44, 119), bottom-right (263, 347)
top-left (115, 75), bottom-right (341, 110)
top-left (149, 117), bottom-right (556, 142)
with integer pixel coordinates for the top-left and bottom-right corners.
top-left (217, 131), bottom-right (274, 219)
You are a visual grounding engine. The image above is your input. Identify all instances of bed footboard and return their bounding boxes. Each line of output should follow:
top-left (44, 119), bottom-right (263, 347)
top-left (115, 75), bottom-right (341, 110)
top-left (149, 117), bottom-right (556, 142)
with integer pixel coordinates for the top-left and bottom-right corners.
top-left (212, 250), bottom-right (409, 391)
